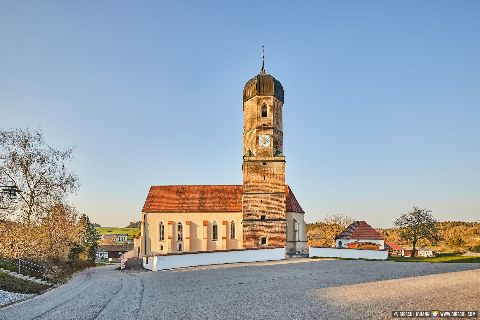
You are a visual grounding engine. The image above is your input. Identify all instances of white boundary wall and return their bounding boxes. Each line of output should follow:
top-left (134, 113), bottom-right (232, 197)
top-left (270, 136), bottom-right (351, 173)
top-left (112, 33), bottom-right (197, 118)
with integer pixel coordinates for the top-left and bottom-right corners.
top-left (143, 248), bottom-right (285, 271)
top-left (309, 247), bottom-right (388, 260)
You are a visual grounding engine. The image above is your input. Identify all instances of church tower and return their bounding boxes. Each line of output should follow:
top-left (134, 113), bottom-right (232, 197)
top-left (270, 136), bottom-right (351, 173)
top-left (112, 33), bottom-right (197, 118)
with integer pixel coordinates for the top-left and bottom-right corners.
top-left (242, 57), bottom-right (287, 248)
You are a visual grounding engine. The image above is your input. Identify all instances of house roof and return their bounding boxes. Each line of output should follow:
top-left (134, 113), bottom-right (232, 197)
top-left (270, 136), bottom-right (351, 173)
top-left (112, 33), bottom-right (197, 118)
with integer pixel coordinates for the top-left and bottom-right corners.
top-left (97, 244), bottom-right (131, 252)
top-left (385, 242), bottom-right (404, 251)
top-left (142, 185), bottom-right (305, 214)
top-left (335, 221), bottom-right (384, 240)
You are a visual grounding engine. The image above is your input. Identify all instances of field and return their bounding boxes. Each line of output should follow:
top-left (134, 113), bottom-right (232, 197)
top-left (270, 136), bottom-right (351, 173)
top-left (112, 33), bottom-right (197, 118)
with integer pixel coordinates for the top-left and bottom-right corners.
top-left (388, 253), bottom-right (480, 263)
top-left (95, 227), bottom-right (140, 239)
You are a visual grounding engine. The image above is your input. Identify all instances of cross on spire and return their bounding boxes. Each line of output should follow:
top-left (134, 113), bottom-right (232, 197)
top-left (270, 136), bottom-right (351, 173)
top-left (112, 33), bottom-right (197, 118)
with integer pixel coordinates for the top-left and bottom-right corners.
top-left (260, 45), bottom-right (265, 74)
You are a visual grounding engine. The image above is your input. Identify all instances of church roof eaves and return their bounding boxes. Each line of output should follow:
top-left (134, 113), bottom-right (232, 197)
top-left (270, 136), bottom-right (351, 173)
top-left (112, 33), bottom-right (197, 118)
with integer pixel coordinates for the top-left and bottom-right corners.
top-left (142, 185), bottom-right (305, 214)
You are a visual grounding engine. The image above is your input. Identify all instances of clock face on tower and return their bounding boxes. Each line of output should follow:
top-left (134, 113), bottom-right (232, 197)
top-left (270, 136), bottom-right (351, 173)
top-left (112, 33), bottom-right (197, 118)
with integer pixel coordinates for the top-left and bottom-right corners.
top-left (258, 134), bottom-right (271, 147)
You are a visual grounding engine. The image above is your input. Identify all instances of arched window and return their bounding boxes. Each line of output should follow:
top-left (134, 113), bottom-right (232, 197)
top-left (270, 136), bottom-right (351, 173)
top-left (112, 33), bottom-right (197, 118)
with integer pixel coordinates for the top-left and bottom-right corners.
top-left (212, 221), bottom-right (218, 241)
top-left (159, 222), bottom-right (165, 241)
top-left (230, 221), bottom-right (236, 239)
top-left (261, 104), bottom-right (267, 117)
top-left (178, 243), bottom-right (182, 251)
top-left (338, 241), bottom-right (343, 248)
top-left (177, 222), bottom-right (183, 241)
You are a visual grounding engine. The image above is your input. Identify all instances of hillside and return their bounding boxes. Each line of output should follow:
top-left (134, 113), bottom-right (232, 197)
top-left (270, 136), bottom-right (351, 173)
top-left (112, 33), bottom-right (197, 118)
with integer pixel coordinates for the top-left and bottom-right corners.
top-left (307, 221), bottom-right (480, 252)
top-left (378, 221), bottom-right (480, 252)
top-left (96, 227), bottom-right (140, 239)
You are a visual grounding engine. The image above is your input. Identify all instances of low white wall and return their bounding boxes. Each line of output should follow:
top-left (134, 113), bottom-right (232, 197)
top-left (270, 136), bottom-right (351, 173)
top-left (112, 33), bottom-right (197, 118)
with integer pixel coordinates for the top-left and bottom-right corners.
top-left (143, 248), bottom-right (285, 271)
top-left (309, 247), bottom-right (388, 260)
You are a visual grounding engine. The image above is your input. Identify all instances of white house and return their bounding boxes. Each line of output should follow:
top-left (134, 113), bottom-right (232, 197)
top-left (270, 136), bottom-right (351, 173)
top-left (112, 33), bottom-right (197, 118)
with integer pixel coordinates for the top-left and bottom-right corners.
top-left (101, 234), bottom-right (128, 243)
top-left (116, 234), bottom-right (128, 242)
top-left (335, 221), bottom-right (385, 250)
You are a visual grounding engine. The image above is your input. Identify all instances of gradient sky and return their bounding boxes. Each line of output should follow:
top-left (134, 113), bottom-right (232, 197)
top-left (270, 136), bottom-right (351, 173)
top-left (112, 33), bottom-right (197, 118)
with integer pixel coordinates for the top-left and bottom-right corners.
top-left (1, 1), bottom-right (479, 227)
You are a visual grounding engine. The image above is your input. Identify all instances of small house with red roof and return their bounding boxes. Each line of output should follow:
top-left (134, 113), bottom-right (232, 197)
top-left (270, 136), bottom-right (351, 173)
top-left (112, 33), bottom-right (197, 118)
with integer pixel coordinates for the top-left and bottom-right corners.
top-left (335, 221), bottom-right (385, 250)
top-left (385, 241), bottom-right (404, 256)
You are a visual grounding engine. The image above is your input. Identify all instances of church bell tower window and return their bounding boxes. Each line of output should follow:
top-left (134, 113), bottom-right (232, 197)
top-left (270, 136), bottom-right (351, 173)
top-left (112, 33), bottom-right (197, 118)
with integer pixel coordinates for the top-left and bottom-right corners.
top-left (261, 237), bottom-right (267, 246)
top-left (261, 104), bottom-right (267, 117)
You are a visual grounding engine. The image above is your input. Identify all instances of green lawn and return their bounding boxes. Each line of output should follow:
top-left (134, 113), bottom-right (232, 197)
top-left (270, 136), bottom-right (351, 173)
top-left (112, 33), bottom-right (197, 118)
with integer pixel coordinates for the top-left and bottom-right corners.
top-left (389, 253), bottom-right (480, 263)
top-left (96, 227), bottom-right (140, 239)
top-left (0, 260), bottom-right (17, 272)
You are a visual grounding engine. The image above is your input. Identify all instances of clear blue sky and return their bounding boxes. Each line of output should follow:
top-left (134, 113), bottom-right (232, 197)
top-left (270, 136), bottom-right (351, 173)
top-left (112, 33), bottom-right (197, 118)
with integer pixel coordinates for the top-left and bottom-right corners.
top-left (1, 1), bottom-right (479, 227)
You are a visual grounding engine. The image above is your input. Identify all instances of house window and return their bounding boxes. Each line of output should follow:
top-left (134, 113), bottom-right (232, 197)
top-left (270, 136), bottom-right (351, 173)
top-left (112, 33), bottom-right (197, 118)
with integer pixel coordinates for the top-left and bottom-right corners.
top-left (260, 215), bottom-right (266, 220)
top-left (177, 222), bottom-right (183, 241)
top-left (212, 221), bottom-right (218, 241)
top-left (261, 237), bottom-right (267, 245)
top-left (261, 104), bottom-right (267, 117)
top-left (230, 221), bottom-right (236, 239)
top-left (159, 222), bottom-right (165, 241)
top-left (159, 244), bottom-right (164, 251)
top-left (178, 243), bottom-right (182, 251)
top-left (338, 241), bottom-right (343, 248)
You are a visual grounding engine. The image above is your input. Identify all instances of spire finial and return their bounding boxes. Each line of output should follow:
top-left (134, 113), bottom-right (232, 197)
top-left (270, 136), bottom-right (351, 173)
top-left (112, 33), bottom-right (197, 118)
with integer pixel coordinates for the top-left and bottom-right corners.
top-left (260, 45), bottom-right (265, 74)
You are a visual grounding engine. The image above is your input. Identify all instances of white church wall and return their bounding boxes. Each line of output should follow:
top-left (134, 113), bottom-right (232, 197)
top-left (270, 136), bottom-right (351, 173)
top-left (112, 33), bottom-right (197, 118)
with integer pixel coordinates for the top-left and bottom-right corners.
top-left (143, 211), bottom-right (244, 256)
top-left (143, 247), bottom-right (285, 271)
top-left (309, 247), bottom-right (388, 260)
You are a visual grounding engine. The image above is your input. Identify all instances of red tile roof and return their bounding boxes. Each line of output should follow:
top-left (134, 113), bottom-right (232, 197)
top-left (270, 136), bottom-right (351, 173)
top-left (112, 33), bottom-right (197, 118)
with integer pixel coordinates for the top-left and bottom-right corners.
top-left (385, 242), bottom-right (404, 251)
top-left (97, 244), bottom-right (132, 252)
top-left (285, 185), bottom-right (305, 213)
top-left (142, 185), bottom-right (305, 214)
top-left (335, 221), bottom-right (384, 240)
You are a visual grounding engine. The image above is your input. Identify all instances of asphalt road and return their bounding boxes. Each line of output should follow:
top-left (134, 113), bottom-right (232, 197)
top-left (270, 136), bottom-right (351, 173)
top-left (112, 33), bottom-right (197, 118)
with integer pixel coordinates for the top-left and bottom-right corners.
top-left (1, 259), bottom-right (479, 320)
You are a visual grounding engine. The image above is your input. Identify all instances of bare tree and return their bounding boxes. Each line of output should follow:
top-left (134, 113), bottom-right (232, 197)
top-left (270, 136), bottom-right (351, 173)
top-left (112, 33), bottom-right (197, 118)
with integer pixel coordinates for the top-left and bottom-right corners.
top-left (307, 214), bottom-right (355, 247)
top-left (323, 214), bottom-right (354, 228)
top-left (394, 206), bottom-right (438, 256)
top-left (0, 128), bottom-right (79, 223)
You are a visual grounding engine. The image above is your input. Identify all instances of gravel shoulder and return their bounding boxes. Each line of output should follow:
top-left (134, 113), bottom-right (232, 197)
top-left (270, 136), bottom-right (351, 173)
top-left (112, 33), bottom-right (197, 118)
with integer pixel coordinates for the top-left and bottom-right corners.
top-left (0, 289), bottom-right (35, 308)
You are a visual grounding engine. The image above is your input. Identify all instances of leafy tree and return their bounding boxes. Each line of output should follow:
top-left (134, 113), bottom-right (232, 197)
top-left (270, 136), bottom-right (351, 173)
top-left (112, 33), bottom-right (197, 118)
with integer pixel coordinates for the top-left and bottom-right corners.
top-left (126, 221), bottom-right (141, 228)
top-left (78, 214), bottom-right (100, 262)
top-left (446, 233), bottom-right (466, 249)
top-left (68, 243), bottom-right (84, 265)
top-left (394, 207), bottom-right (438, 256)
top-left (41, 203), bottom-right (80, 260)
top-left (0, 128), bottom-right (79, 223)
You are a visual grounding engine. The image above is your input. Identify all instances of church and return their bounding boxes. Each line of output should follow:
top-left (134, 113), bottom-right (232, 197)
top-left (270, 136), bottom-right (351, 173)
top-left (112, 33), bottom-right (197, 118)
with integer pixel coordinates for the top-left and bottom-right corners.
top-left (139, 61), bottom-right (308, 257)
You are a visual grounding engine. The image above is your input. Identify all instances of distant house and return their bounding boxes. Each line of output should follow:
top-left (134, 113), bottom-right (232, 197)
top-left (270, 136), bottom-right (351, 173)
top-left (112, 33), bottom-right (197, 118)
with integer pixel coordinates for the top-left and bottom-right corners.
top-left (335, 221), bottom-right (385, 250)
top-left (401, 248), bottom-right (436, 257)
top-left (385, 242), bottom-right (404, 256)
top-left (96, 244), bottom-right (132, 260)
top-left (100, 234), bottom-right (128, 244)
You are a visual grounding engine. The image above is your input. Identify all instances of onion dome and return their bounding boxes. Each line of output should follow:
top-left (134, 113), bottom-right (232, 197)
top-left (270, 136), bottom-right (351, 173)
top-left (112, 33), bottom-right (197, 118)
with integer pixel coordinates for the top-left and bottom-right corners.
top-left (243, 47), bottom-right (284, 103)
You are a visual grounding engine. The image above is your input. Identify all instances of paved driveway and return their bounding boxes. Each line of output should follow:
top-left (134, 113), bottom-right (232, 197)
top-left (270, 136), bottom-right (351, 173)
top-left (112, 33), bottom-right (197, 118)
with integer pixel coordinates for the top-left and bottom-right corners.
top-left (1, 260), bottom-right (479, 320)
